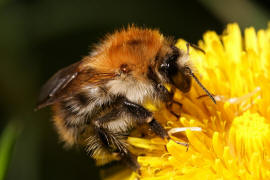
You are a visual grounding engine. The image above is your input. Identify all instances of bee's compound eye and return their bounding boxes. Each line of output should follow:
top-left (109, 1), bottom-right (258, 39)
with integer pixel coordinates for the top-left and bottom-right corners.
top-left (159, 59), bottom-right (178, 77)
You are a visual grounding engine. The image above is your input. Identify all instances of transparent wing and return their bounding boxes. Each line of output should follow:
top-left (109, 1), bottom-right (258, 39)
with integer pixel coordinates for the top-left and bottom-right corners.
top-left (36, 62), bottom-right (81, 110)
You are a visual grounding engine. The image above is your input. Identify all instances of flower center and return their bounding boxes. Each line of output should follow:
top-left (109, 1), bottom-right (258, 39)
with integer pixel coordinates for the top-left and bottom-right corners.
top-left (229, 111), bottom-right (270, 159)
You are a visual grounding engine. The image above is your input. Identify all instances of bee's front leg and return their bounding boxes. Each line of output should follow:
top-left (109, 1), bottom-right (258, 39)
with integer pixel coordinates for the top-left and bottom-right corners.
top-left (156, 84), bottom-right (182, 118)
top-left (166, 101), bottom-right (182, 118)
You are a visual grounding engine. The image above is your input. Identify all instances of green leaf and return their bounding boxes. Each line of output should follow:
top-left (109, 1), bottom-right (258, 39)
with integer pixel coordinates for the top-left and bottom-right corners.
top-left (0, 122), bottom-right (19, 180)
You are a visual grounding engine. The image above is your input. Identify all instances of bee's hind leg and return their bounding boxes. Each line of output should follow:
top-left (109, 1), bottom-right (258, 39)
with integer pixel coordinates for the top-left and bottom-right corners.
top-left (92, 114), bottom-right (140, 172)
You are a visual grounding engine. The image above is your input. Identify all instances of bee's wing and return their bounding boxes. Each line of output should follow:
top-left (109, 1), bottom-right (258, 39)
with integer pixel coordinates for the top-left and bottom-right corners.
top-left (36, 62), bottom-right (81, 110)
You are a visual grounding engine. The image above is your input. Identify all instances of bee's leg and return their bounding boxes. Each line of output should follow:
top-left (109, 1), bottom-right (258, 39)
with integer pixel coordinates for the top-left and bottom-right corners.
top-left (148, 118), bottom-right (189, 148)
top-left (92, 116), bottom-right (140, 171)
top-left (166, 101), bottom-right (182, 118)
top-left (163, 85), bottom-right (182, 118)
top-left (121, 151), bottom-right (140, 172)
top-left (147, 118), bottom-right (169, 139)
top-left (123, 99), bottom-right (190, 150)
top-left (123, 100), bottom-right (169, 139)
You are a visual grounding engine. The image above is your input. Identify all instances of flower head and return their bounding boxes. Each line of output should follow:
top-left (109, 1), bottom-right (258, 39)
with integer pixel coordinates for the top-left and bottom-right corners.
top-left (103, 23), bottom-right (270, 180)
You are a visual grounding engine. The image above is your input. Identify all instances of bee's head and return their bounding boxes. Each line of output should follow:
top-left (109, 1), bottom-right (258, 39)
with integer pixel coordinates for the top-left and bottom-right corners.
top-left (157, 44), bottom-right (216, 103)
top-left (158, 46), bottom-right (191, 93)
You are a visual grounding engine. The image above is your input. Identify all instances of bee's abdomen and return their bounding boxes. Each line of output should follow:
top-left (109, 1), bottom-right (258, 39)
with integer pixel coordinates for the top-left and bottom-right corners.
top-left (51, 86), bottom-right (113, 146)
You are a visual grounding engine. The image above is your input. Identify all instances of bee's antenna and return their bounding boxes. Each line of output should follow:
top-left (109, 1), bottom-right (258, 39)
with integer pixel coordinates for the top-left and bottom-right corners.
top-left (190, 44), bottom-right (205, 54)
top-left (186, 43), bottom-right (190, 55)
top-left (185, 67), bottom-right (216, 104)
top-left (186, 43), bottom-right (205, 55)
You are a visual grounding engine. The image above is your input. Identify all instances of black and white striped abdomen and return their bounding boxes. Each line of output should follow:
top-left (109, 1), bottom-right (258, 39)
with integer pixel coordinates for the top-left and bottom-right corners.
top-left (58, 86), bottom-right (114, 127)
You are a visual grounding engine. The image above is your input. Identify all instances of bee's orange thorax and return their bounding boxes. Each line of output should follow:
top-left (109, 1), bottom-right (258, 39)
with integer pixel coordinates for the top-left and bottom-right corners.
top-left (83, 27), bottom-right (164, 79)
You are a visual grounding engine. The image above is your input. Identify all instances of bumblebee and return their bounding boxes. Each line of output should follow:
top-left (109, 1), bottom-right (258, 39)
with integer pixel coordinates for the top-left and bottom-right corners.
top-left (36, 26), bottom-right (214, 170)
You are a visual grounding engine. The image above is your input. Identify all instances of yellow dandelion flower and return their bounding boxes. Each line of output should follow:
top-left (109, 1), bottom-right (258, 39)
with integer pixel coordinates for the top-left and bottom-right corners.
top-left (103, 23), bottom-right (270, 180)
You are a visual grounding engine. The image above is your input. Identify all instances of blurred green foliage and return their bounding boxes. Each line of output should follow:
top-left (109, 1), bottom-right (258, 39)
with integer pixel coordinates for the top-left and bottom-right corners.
top-left (0, 0), bottom-right (269, 180)
top-left (0, 122), bottom-right (19, 180)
